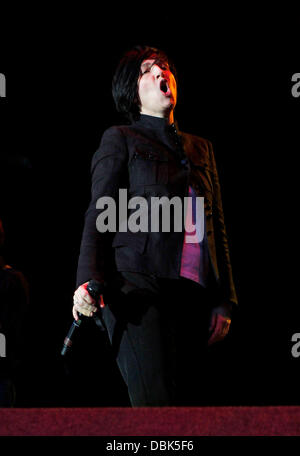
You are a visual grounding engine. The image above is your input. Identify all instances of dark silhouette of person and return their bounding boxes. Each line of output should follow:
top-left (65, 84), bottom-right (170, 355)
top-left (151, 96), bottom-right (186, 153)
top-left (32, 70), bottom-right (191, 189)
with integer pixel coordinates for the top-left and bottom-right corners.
top-left (0, 218), bottom-right (29, 406)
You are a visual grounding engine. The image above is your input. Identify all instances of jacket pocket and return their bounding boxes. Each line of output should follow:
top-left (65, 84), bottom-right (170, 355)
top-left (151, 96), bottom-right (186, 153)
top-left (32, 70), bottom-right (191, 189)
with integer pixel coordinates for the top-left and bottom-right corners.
top-left (111, 230), bottom-right (148, 254)
top-left (190, 158), bottom-right (214, 194)
top-left (130, 146), bottom-right (168, 187)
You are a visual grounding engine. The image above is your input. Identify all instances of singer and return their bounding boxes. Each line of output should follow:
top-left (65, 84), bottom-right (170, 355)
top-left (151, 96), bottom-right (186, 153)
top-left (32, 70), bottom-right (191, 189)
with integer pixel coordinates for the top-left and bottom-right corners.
top-left (73, 45), bottom-right (238, 406)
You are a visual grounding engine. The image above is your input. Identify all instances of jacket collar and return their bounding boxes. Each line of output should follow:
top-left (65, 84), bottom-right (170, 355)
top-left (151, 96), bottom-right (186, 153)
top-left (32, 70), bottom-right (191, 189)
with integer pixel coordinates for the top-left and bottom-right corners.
top-left (133, 114), bottom-right (180, 134)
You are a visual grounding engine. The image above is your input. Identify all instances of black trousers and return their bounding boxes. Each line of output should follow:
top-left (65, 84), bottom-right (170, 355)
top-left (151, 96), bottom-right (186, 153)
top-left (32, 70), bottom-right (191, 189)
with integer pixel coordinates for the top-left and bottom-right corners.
top-left (102, 271), bottom-right (213, 407)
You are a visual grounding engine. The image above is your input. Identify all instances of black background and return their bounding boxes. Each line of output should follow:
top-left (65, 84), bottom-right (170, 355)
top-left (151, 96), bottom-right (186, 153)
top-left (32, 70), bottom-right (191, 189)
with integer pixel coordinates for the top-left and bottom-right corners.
top-left (0, 6), bottom-right (299, 407)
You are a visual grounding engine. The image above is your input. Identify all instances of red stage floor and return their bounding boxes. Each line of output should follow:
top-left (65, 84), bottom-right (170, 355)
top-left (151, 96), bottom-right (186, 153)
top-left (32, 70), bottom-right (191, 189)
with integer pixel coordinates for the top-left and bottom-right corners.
top-left (0, 406), bottom-right (300, 436)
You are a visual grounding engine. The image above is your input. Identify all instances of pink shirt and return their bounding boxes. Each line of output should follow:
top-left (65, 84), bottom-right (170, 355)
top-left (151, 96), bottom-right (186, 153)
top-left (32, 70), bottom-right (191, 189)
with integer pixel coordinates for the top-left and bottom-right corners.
top-left (180, 186), bottom-right (210, 287)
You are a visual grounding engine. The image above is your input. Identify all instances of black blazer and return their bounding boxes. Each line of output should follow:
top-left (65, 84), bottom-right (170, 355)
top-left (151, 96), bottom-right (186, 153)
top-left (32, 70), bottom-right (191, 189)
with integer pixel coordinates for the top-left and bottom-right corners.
top-left (76, 114), bottom-right (238, 307)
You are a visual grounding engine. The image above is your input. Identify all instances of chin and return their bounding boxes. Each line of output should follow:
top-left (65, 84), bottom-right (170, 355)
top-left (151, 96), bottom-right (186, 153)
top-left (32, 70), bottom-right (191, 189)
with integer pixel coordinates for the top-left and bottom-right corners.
top-left (164, 99), bottom-right (176, 111)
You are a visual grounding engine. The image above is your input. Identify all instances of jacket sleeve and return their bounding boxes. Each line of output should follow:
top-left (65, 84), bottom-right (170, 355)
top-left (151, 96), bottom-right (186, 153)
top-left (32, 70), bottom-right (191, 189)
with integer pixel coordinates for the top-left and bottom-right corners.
top-left (208, 140), bottom-right (238, 307)
top-left (76, 126), bottom-right (128, 288)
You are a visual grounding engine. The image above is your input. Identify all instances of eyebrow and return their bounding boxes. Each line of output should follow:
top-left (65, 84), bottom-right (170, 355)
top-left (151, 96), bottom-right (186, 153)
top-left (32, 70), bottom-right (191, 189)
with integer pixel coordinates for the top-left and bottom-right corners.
top-left (141, 59), bottom-right (169, 70)
top-left (141, 60), bottom-right (155, 68)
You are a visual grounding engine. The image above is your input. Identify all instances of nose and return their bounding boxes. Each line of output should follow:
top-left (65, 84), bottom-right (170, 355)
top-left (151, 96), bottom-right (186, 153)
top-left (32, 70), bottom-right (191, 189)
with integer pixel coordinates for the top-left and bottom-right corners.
top-left (153, 64), bottom-right (166, 79)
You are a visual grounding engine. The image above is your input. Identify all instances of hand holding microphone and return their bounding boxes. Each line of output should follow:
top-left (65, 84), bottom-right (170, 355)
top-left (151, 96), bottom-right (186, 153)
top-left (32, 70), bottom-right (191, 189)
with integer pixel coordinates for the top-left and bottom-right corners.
top-left (73, 280), bottom-right (104, 320)
top-left (61, 279), bottom-right (106, 356)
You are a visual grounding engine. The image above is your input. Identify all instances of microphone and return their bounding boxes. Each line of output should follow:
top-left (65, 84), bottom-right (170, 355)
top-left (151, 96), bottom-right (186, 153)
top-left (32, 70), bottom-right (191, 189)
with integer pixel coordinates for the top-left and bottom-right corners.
top-left (61, 279), bottom-right (106, 357)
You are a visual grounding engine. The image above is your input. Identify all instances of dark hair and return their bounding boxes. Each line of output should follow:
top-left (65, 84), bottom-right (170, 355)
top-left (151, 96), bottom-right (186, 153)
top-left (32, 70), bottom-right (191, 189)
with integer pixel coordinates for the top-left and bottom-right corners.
top-left (112, 45), bottom-right (177, 122)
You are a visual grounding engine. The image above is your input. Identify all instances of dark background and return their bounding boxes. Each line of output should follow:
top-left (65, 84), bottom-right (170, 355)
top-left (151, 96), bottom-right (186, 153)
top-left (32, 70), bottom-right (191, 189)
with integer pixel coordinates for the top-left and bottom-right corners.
top-left (0, 7), bottom-right (299, 407)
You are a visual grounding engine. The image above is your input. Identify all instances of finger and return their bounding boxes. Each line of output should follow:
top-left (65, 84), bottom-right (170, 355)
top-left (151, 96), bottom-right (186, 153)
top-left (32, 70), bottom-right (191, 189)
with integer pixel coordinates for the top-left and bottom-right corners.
top-left (74, 285), bottom-right (93, 304)
top-left (74, 294), bottom-right (97, 312)
top-left (209, 313), bottom-right (217, 333)
top-left (215, 317), bottom-right (229, 336)
top-left (72, 306), bottom-right (79, 321)
top-left (74, 305), bottom-right (94, 317)
top-left (220, 317), bottom-right (231, 336)
top-left (74, 302), bottom-right (97, 315)
top-left (208, 319), bottom-right (219, 345)
top-left (222, 325), bottom-right (231, 338)
top-left (218, 314), bottom-right (231, 326)
top-left (73, 295), bottom-right (97, 313)
top-left (77, 287), bottom-right (95, 305)
top-left (212, 314), bottom-right (223, 335)
top-left (209, 324), bottom-right (230, 345)
top-left (214, 314), bottom-right (231, 334)
top-left (208, 315), bottom-right (227, 345)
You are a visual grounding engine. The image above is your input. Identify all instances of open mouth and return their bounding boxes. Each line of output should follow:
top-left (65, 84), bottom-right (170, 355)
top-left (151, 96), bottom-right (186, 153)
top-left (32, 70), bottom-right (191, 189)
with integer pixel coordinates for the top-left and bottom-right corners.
top-left (160, 79), bottom-right (171, 96)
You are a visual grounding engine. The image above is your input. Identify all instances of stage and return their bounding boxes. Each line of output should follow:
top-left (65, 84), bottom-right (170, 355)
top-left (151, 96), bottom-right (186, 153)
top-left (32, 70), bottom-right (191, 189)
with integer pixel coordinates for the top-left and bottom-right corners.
top-left (1, 406), bottom-right (300, 436)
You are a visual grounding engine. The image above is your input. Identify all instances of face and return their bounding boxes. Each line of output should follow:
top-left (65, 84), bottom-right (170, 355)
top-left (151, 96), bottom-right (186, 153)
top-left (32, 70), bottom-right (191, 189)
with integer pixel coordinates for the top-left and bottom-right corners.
top-left (137, 58), bottom-right (177, 119)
